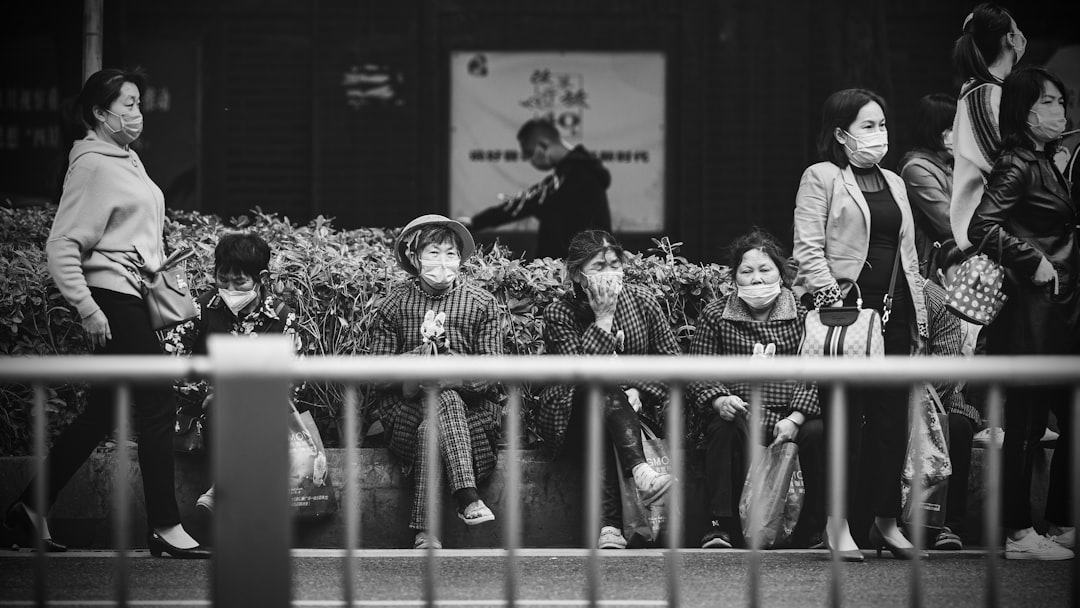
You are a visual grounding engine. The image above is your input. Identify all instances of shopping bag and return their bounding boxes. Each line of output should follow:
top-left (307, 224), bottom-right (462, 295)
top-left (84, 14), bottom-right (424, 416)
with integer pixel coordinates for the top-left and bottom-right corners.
top-left (739, 441), bottom-right (804, 549)
top-left (289, 406), bottom-right (338, 518)
top-left (901, 384), bottom-right (951, 529)
top-left (615, 419), bottom-right (676, 548)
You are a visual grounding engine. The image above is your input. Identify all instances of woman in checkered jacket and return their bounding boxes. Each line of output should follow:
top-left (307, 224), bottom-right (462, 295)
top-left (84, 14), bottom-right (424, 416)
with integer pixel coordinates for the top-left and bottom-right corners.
top-left (687, 230), bottom-right (823, 550)
top-left (369, 215), bottom-right (504, 550)
top-left (538, 229), bottom-right (681, 550)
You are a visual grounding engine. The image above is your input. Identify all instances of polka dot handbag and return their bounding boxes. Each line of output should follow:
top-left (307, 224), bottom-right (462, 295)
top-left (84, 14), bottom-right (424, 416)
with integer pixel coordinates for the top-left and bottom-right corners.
top-left (946, 229), bottom-right (1008, 326)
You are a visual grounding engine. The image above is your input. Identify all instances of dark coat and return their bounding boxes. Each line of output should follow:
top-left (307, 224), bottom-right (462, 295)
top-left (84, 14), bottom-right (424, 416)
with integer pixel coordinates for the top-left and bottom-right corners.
top-left (968, 146), bottom-right (1080, 355)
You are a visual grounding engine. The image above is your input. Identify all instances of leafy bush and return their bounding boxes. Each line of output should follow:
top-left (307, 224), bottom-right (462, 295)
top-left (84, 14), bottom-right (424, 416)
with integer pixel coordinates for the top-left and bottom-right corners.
top-left (0, 205), bottom-right (731, 455)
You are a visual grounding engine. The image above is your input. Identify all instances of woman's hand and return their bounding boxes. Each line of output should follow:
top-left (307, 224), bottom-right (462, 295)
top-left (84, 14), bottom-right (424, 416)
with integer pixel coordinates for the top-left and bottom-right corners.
top-left (771, 418), bottom-right (800, 446)
top-left (585, 278), bottom-right (619, 323)
top-left (712, 395), bottom-right (748, 422)
top-left (1033, 257), bottom-right (1059, 294)
top-left (826, 300), bottom-right (844, 308)
top-left (82, 310), bottom-right (112, 350)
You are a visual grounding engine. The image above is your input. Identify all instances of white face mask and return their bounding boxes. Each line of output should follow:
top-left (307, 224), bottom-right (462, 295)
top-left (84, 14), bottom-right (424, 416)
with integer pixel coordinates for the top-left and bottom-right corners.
top-left (104, 109), bottom-right (143, 145)
top-left (738, 280), bottom-right (782, 310)
top-left (218, 288), bottom-right (258, 316)
top-left (584, 269), bottom-right (624, 294)
top-left (419, 259), bottom-right (460, 290)
top-left (1028, 107), bottom-right (1067, 143)
top-left (843, 129), bottom-right (889, 167)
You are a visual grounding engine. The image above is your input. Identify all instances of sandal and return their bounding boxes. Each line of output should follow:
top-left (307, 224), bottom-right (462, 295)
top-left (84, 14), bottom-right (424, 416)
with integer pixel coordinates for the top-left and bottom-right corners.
top-left (413, 531), bottom-right (442, 549)
top-left (456, 500), bottom-right (495, 526)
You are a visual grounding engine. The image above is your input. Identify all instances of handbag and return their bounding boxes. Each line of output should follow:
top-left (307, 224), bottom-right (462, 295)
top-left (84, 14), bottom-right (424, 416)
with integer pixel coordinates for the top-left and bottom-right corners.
top-left (101, 247), bottom-right (199, 331)
top-left (739, 441), bottom-right (804, 549)
top-left (173, 411), bottom-right (206, 453)
top-left (614, 418), bottom-right (676, 548)
top-left (901, 384), bottom-right (952, 529)
top-left (945, 228), bottom-right (1008, 326)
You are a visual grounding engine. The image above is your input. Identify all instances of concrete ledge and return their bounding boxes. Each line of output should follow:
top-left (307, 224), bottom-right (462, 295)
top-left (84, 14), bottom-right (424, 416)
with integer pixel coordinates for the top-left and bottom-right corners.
top-left (0, 446), bottom-right (1051, 550)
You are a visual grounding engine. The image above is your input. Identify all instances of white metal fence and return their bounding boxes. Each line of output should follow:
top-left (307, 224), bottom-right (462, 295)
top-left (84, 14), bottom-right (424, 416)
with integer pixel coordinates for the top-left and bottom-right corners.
top-left (2, 334), bottom-right (1078, 607)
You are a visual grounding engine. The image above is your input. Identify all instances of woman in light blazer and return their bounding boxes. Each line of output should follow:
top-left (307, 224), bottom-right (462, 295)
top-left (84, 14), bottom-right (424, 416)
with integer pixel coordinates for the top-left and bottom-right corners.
top-left (792, 88), bottom-right (928, 561)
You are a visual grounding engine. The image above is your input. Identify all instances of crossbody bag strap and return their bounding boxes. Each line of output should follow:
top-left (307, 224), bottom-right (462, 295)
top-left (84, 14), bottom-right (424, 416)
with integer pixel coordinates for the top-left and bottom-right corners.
top-left (882, 244), bottom-right (902, 326)
top-left (95, 248), bottom-right (148, 293)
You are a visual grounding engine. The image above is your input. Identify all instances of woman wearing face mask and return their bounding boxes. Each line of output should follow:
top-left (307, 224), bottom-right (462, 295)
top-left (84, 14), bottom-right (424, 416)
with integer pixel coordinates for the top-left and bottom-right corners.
top-left (792, 87), bottom-right (928, 561)
top-left (370, 214), bottom-right (504, 549)
top-left (686, 230), bottom-right (823, 550)
top-left (0, 69), bottom-right (209, 557)
top-left (950, 3), bottom-right (1026, 251)
top-left (898, 93), bottom-right (958, 278)
top-left (968, 66), bottom-right (1077, 561)
top-left (538, 230), bottom-right (680, 550)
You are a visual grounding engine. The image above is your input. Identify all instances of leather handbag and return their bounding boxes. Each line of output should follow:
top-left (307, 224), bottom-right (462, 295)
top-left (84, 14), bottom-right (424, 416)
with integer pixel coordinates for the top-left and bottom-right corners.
top-left (799, 281), bottom-right (885, 357)
top-left (102, 247), bottom-right (199, 331)
top-left (173, 411), bottom-right (206, 453)
top-left (945, 228), bottom-right (1008, 326)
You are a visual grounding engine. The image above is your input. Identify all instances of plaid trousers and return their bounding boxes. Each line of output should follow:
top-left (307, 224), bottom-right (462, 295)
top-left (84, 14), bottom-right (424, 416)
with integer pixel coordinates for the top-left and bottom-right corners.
top-left (381, 388), bottom-right (499, 530)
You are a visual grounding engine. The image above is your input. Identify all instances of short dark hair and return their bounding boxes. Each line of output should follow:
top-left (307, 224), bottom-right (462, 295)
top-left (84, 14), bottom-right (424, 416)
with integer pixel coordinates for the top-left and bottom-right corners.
top-left (565, 229), bottom-right (626, 280)
top-left (817, 88), bottom-right (889, 168)
top-left (952, 3), bottom-right (1015, 84)
top-left (728, 229), bottom-right (791, 287)
top-left (214, 232), bottom-right (271, 279)
top-left (516, 118), bottom-right (561, 144)
top-left (407, 225), bottom-right (463, 257)
top-left (933, 238), bottom-right (967, 274)
top-left (911, 93), bottom-right (958, 153)
top-left (78, 68), bottom-right (148, 129)
top-left (1000, 66), bottom-right (1069, 154)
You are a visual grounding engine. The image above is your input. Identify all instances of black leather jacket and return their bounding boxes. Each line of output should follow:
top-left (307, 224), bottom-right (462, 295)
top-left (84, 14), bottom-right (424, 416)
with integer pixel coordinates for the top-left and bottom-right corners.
top-left (969, 146), bottom-right (1078, 290)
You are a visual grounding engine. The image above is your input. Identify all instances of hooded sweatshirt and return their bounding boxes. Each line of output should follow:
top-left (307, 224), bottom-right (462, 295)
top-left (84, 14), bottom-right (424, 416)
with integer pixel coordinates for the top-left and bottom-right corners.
top-left (46, 131), bottom-right (166, 319)
top-left (470, 144), bottom-right (612, 259)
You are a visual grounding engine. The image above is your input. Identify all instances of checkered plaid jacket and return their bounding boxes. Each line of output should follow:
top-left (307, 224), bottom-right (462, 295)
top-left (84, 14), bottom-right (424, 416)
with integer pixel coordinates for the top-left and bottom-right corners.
top-left (537, 283), bottom-right (681, 454)
top-left (685, 289), bottom-right (820, 447)
top-left (921, 280), bottom-right (978, 422)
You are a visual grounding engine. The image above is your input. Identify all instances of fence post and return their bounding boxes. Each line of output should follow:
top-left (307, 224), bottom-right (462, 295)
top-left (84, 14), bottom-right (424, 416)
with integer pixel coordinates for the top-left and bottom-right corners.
top-left (210, 335), bottom-right (293, 608)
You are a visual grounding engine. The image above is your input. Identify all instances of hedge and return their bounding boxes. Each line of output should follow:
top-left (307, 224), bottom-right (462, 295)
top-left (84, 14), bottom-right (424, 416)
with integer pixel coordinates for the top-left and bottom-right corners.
top-left (0, 205), bottom-right (732, 455)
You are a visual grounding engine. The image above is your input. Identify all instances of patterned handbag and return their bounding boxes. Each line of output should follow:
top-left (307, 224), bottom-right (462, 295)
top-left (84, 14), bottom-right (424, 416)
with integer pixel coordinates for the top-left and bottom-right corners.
top-left (799, 281), bottom-right (885, 358)
top-left (946, 229), bottom-right (1008, 326)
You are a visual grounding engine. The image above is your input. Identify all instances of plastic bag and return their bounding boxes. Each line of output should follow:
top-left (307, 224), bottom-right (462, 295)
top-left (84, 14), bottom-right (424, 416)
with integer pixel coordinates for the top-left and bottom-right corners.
top-left (616, 419), bottom-right (676, 548)
top-left (901, 384), bottom-right (951, 528)
top-left (289, 406), bottom-right (338, 519)
top-left (739, 441), bottom-right (804, 549)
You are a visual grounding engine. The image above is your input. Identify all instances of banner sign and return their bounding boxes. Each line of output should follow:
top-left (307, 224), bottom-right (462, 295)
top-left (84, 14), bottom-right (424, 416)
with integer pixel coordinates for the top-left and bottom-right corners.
top-left (450, 52), bottom-right (666, 233)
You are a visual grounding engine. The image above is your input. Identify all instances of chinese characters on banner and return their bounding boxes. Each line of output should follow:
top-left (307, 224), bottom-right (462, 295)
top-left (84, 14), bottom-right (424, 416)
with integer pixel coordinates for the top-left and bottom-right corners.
top-left (450, 52), bottom-right (666, 233)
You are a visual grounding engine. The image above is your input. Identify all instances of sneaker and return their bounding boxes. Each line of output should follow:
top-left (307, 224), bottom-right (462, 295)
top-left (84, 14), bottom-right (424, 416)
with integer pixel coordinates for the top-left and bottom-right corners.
top-left (598, 526), bottom-right (627, 549)
top-left (701, 523), bottom-right (733, 549)
top-left (632, 464), bottom-right (673, 507)
top-left (196, 487), bottom-right (214, 513)
top-left (413, 531), bottom-right (442, 549)
top-left (1049, 528), bottom-right (1076, 550)
top-left (1040, 427), bottom-right (1060, 444)
top-left (934, 527), bottom-right (963, 550)
top-left (1005, 532), bottom-right (1074, 560)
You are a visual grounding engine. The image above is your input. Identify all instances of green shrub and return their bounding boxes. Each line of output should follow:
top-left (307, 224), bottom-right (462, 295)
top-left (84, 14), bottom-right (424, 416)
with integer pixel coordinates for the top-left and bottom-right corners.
top-left (0, 205), bottom-right (731, 455)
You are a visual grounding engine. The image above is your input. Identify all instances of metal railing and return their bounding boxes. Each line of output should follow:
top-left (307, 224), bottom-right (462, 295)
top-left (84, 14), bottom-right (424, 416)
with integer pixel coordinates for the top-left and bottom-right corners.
top-left (2, 335), bottom-right (1078, 607)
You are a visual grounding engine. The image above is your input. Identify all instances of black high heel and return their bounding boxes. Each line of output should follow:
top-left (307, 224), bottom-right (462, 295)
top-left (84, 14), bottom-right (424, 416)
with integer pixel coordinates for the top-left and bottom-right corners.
top-left (3, 503), bottom-right (66, 552)
top-left (868, 523), bottom-right (928, 560)
top-left (147, 531), bottom-right (211, 559)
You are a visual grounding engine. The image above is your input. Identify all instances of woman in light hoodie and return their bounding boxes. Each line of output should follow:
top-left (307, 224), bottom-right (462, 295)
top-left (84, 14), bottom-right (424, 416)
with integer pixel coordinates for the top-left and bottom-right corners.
top-left (1, 69), bottom-right (209, 558)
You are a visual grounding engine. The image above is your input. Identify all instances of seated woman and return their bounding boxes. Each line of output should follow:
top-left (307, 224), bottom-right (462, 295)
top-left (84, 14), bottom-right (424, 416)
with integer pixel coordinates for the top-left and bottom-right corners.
top-left (369, 214), bottom-right (503, 549)
top-left (687, 230), bottom-right (823, 549)
top-left (538, 229), bottom-right (680, 549)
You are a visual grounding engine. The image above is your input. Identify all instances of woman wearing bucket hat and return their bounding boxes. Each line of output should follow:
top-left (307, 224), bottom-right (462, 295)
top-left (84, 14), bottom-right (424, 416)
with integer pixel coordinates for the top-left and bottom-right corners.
top-left (369, 214), bottom-right (503, 549)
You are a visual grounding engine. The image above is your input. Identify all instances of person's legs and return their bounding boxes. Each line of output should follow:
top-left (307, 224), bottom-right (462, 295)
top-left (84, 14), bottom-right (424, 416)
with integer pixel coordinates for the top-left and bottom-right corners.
top-left (944, 413), bottom-right (975, 538)
top-left (1001, 387), bottom-right (1045, 532)
top-left (792, 418), bottom-right (825, 544)
top-left (820, 383), bottom-right (863, 552)
top-left (702, 414), bottom-right (748, 535)
top-left (1045, 393), bottom-right (1071, 531)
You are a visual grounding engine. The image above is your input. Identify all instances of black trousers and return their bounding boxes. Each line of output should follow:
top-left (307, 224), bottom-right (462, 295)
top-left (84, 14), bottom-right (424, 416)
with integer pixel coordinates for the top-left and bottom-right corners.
top-left (944, 413), bottom-right (975, 535)
top-left (561, 387), bottom-right (647, 531)
top-left (18, 288), bottom-right (181, 529)
top-left (1002, 386), bottom-right (1072, 530)
top-left (703, 414), bottom-right (825, 541)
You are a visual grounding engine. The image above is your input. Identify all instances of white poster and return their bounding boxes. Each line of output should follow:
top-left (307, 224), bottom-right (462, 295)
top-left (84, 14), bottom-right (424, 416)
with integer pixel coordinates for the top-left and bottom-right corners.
top-left (449, 51), bottom-right (666, 233)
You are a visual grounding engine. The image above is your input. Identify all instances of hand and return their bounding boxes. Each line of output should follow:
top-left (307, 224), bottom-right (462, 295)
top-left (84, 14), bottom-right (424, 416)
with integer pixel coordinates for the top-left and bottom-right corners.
top-left (585, 277), bottom-right (620, 320)
top-left (1033, 257), bottom-right (1058, 294)
top-left (771, 418), bottom-right (800, 446)
top-left (624, 388), bottom-right (642, 413)
top-left (713, 395), bottom-right (748, 422)
top-left (82, 309), bottom-right (112, 350)
top-left (201, 392), bottom-right (214, 411)
top-left (827, 300), bottom-right (844, 308)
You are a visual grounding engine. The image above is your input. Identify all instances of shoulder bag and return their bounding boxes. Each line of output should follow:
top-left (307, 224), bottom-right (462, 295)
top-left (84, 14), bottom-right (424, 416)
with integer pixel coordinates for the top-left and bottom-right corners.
top-left (945, 228), bottom-right (1008, 326)
top-left (101, 247), bottom-right (199, 331)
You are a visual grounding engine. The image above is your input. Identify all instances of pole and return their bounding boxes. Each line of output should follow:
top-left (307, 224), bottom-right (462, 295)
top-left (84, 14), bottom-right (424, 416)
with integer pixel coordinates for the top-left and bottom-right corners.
top-left (83, 0), bottom-right (103, 81)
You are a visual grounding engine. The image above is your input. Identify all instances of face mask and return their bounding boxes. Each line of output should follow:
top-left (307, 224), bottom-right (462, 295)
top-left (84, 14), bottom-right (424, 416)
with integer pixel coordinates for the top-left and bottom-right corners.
top-left (1008, 31), bottom-right (1027, 64)
top-left (942, 129), bottom-right (954, 155)
top-left (419, 259), bottom-right (459, 290)
top-left (1028, 107), bottom-right (1067, 143)
top-left (584, 269), bottom-right (624, 294)
top-left (738, 280), bottom-right (781, 310)
top-left (104, 109), bottom-right (143, 145)
top-left (843, 129), bottom-right (889, 167)
top-left (218, 288), bottom-right (258, 316)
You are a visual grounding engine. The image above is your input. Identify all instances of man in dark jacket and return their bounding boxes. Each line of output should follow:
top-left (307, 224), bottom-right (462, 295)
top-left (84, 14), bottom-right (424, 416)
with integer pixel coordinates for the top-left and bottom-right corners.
top-left (458, 118), bottom-right (612, 259)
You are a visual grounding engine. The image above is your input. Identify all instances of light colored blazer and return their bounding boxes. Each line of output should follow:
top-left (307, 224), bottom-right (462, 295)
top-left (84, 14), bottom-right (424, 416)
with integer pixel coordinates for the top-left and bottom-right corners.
top-left (792, 161), bottom-right (928, 335)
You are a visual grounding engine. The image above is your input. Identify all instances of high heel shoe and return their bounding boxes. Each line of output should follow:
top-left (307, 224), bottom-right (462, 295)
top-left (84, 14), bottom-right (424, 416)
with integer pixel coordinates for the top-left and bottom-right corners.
top-left (3, 503), bottom-right (66, 552)
top-left (147, 531), bottom-right (211, 559)
top-left (868, 523), bottom-right (928, 560)
top-left (822, 530), bottom-right (864, 562)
